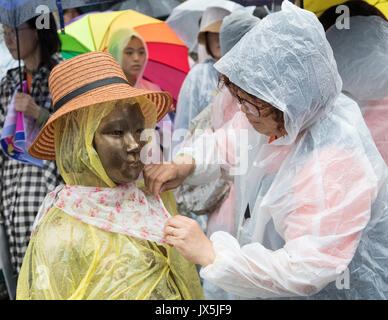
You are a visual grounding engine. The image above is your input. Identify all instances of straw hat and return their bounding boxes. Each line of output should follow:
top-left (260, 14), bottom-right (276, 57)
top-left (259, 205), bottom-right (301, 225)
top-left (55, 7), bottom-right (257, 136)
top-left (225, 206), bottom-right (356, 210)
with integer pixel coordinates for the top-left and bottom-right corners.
top-left (197, 20), bottom-right (223, 46)
top-left (29, 51), bottom-right (172, 160)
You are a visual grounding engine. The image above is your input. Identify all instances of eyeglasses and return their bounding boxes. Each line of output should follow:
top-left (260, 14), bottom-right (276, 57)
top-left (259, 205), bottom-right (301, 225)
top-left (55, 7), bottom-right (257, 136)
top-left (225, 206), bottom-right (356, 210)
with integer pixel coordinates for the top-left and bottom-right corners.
top-left (1, 26), bottom-right (31, 42)
top-left (235, 95), bottom-right (269, 117)
top-left (226, 82), bottom-right (267, 117)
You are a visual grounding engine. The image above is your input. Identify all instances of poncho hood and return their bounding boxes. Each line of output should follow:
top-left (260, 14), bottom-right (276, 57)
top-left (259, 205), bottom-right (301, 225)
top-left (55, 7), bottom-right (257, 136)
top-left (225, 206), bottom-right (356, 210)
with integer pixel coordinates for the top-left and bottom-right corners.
top-left (215, 0), bottom-right (342, 145)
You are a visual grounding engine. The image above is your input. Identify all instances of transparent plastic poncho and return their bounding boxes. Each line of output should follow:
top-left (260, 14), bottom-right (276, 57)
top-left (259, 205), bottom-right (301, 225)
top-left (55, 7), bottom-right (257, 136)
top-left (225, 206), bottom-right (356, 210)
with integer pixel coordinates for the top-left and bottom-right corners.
top-left (180, 1), bottom-right (388, 299)
top-left (173, 59), bottom-right (218, 135)
top-left (326, 16), bottom-right (388, 165)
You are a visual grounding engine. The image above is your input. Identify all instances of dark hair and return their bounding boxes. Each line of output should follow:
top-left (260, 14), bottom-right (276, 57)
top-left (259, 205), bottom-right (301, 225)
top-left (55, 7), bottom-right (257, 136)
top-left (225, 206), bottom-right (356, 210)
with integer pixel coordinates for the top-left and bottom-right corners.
top-left (253, 6), bottom-right (269, 19)
top-left (319, 0), bottom-right (387, 31)
top-left (26, 13), bottom-right (61, 70)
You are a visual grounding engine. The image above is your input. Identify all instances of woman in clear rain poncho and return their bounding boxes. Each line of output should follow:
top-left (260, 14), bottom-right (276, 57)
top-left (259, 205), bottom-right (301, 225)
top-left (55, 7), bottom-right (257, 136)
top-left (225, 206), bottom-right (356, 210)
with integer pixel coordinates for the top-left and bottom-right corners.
top-left (16, 52), bottom-right (204, 300)
top-left (172, 6), bottom-right (231, 144)
top-left (143, 1), bottom-right (388, 299)
top-left (325, 15), bottom-right (388, 165)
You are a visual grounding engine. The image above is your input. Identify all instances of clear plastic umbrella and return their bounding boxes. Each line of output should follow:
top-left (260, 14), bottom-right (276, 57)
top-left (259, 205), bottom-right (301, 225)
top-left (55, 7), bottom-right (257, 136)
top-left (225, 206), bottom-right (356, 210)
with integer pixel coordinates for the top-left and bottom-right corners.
top-left (0, 0), bottom-right (115, 28)
top-left (109, 0), bottom-right (181, 19)
top-left (166, 0), bottom-right (253, 52)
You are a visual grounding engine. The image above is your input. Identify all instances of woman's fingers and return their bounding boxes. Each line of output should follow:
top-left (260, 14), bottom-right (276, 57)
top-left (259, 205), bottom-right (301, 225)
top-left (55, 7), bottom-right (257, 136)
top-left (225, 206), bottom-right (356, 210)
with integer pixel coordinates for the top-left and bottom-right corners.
top-left (164, 215), bottom-right (191, 229)
top-left (144, 155), bottom-right (196, 195)
top-left (164, 234), bottom-right (185, 247)
top-left (163, 217), bottom-right (187, 242)
top-left (163, 224), bottom-right (185, 247)
top-left (143, 164), bottom-right (161, 193)
top-left (144, 162), bottom-right (188, 195)
top-left (150, 166), bottom-right (175, 195)
top-left (143, 164), bottom-right (171, 195)
top-left (163, 216), bottom-right (198, 242)
top-left (164, 234), bottom-right (175, 246)
top-left (159, 180), bottom-right (177, 195)
top-left (164, 225), bottom-right (177, 237)
top-left (163, 215), bottom-right (215, 267)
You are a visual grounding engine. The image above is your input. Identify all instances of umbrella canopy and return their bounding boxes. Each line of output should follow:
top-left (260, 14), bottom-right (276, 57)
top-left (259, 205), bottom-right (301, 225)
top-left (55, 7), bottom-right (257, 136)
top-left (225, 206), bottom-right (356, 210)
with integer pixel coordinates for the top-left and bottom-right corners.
top-left (232, 0), bottom-right (288, 5)
top-left (302, 0), bottom-right (388, 18)
top-left (59, 10), bottom-right (190, 102)
top-left (109, 0), bottom-right (181, 19)
top-left (166, 0), bottom-right (252, 52)
top-left (0, 0), bottom-right (114, 27)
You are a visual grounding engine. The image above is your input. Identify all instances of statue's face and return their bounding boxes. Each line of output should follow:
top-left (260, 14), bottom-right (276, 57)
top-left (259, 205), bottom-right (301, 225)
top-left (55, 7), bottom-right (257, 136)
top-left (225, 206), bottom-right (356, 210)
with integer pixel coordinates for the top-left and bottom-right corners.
top-left (94, 104), bottom-right (146, 185)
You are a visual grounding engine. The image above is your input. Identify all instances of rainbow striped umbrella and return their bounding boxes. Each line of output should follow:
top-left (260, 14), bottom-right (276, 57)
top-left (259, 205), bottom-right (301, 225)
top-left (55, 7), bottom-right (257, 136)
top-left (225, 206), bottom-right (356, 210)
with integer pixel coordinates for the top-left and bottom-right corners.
top-left (59, 10), bottom-right (190, 102)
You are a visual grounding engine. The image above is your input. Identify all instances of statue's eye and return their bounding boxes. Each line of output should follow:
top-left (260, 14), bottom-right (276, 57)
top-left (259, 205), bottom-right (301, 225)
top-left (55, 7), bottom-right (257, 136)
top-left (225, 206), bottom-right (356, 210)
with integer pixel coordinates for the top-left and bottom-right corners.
top-left (112, 130), bottom-right (123, 136)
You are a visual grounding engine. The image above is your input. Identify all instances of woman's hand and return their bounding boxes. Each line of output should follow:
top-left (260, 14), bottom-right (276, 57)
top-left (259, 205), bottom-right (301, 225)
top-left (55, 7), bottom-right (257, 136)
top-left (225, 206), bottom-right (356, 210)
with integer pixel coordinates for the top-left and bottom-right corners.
top-left (164, 215), bottom-right (216, 267)
top-left (143, 154), bottom-right (195, 196)
top-left (14, 92), bottom-right (41, 119)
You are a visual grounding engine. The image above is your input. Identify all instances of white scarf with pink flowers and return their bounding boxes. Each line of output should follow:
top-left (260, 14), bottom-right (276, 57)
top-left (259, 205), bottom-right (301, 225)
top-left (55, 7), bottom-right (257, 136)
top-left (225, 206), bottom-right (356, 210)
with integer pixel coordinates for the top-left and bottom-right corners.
top-left (31, 182), bottom-right (171, 245)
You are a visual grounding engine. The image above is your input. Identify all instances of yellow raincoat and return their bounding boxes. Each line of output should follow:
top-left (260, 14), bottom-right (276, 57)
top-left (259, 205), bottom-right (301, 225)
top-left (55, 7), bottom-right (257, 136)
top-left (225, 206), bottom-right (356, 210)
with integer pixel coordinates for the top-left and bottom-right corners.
top-left (16, 98), bottom-right (204, 300)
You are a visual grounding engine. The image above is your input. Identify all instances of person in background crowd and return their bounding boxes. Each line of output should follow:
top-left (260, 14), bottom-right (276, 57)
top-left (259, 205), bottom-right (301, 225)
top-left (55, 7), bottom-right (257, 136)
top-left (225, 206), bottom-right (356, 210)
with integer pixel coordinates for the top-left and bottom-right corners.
top-left (173, 6), bottom-right (232, 144)
top-left (63, 8), bottom-right (82, 25)
top-left (0, 25), bottom-right (18, 80)
top-left (319, 1), bottom-right (388, 165)
top-left (170, 6), bottom-right (234, 237)
top-left (0, 13), bottom-right (64, 274)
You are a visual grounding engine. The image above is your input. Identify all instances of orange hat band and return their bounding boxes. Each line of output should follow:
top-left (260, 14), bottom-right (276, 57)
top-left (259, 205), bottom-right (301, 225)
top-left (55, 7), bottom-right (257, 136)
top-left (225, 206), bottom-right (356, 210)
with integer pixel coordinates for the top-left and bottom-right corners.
top-left (53, 77), bottom-right (130, 112)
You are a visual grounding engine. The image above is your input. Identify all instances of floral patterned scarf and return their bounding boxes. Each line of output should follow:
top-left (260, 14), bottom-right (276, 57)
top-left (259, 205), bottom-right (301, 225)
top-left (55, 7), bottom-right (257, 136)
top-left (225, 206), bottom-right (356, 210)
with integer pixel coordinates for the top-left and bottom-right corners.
top-left (32, 182), bottom-right (171, 245)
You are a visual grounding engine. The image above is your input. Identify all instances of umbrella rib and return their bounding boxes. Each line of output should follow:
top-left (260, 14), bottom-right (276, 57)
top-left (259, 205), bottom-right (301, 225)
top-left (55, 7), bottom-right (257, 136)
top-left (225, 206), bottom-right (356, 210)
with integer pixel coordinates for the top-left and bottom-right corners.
top-left (87, 15), bottom-right (98, 51)
top-left (96, 11), bottom-right (131, 51)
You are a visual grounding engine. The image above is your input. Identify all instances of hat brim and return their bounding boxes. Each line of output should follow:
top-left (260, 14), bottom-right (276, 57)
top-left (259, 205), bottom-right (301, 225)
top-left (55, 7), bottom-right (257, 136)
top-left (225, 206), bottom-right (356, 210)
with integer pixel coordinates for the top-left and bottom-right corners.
top-left (29, 83), bottom-right (171, 160)
top-left (198, 20), bottom-right (222, 45)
